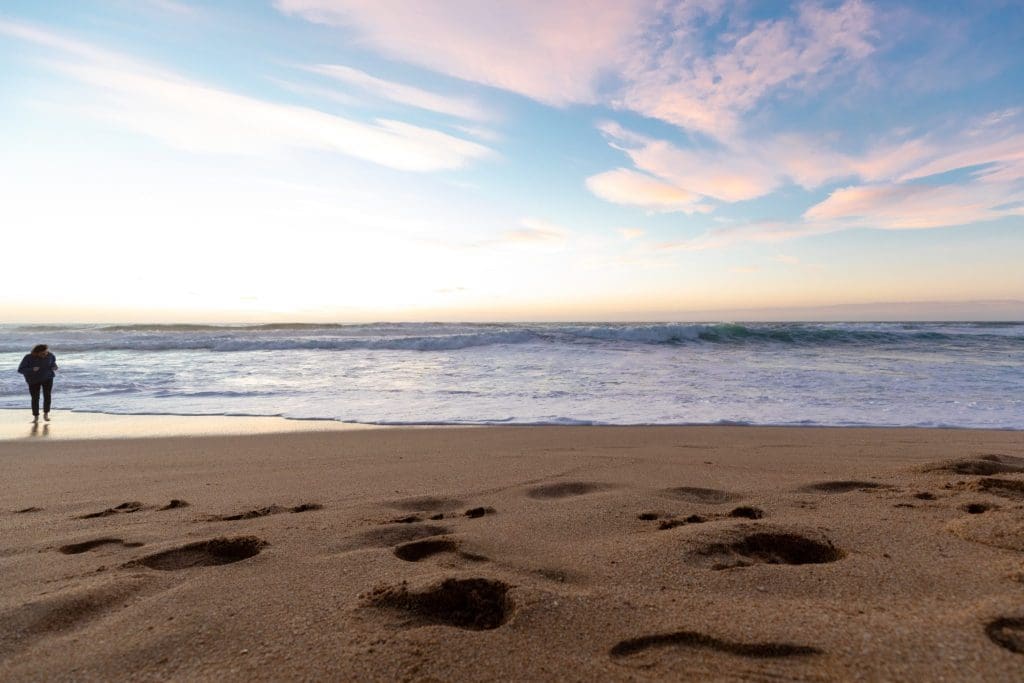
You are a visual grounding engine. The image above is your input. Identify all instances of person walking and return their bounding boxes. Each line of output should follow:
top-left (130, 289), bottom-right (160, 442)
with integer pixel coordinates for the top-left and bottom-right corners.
top-left (18, 344), bottom-right (58, 422)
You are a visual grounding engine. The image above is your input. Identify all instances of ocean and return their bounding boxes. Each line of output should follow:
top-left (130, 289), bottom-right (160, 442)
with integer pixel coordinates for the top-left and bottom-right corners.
top-left (1, 322), bottom-right (1022, 429)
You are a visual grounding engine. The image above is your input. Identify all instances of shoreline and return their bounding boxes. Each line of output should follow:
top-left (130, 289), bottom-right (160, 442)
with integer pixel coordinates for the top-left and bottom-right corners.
top-left (1, 407), bottom-right (1019, 442)
top-left (3, 425), bottom-right (1024, 679)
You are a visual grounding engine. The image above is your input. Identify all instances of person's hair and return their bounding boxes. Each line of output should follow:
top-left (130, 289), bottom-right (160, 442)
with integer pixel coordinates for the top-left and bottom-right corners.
top-left (31, 344), bottom-right (48, 356)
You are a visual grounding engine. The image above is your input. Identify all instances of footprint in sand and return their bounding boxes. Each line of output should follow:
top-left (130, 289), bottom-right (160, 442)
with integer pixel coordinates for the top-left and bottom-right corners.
top-left (59, 538), bottom-right (144, 554)
top-left (662, 487), bottom-right (740, 504)
top-left (340, 524), bottom-right (451, 552)
top-left (365, 577), bottom-right (512, 630)
top-left (125, 536), bottom-right (266, 571)
top-left (693, 527), bottom-right (844, 569)
top-left (526, 482), bottom-right (614, 499)
top-left (0, 578), bottom-right (149, 658)
top-left (159, 499), bottom-right (189, 510)
top-left (986, 617), bottom-right (1024, 654)
top-left (925, 454), bottom-right (1024, 476)
top-left (610, 630), bottom-right (822, 659)
top-left (946, 510), bottom-right (1024, 551)
top-left (210, 503), bottom-right (322, 521)
top-left (729, 506), bottom-right (765, 519)
top-left (393, 537), bottom-right (488, 563)
top-left (964, 478), bottom-right (1024, 501)
top-left (76, 502), bottom-right (145, 519)
top-left (796, 481), bottom-right (886, 494)
top-left (14, 507), bottom-right (43, 514)
top-left (386, 496), bottom-right (462, 512)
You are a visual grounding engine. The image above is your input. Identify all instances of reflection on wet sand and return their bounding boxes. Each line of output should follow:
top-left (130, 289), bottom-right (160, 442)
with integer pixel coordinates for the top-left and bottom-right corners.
top-left (28, 422), bottom-right (50, 438)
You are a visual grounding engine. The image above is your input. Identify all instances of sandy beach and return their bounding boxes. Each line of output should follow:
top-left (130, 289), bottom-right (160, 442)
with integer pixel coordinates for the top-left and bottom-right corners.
top-left (2, 422), bottom-right (1024, 681)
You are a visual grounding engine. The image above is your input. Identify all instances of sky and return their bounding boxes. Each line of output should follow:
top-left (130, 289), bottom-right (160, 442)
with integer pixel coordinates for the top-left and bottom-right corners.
top-left (1, 0), bottom-right (1022, 322)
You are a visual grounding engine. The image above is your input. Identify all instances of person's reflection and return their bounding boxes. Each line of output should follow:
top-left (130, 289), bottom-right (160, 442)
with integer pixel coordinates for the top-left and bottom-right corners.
top-left (29, 422), bottom-right (50, 438)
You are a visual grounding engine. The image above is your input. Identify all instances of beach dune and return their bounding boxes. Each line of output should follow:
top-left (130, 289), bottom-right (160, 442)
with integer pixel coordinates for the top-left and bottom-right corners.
top-left (2, 425), bottom-right (1023, 680)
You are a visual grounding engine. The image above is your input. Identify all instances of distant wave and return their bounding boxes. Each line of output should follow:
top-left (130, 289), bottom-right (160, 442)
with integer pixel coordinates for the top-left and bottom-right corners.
top-left (1, 322), bottom-right (1021, 353)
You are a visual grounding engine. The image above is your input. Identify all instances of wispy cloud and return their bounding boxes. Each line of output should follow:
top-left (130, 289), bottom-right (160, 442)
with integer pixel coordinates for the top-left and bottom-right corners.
top-left (0, 20), bottom-right (492, 172)
top-left (804, 182), bottom-right (1023, 230)
top-left (589, 109), bottom-right (1024, 227)
top-left (586, 168), bottom-right (707, 213)
top-left (275, 0), bottom-right (648, 107)
top-left (304, 63), bottom-right (490, 121)
top-left (503, 218), bottom-right (569, 244)
top-left (616, 0), bottom-right (876, 140)
top-left (275, 1), bottom-right (876, 141)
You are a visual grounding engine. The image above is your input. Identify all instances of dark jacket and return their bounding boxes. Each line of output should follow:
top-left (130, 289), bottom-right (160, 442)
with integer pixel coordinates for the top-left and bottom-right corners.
top-left (18, 353), bottom-right (58, 384)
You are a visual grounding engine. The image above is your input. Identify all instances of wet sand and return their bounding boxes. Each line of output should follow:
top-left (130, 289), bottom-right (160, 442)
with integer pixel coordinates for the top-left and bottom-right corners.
top-left (2, 424), bottom-right (1023, 680)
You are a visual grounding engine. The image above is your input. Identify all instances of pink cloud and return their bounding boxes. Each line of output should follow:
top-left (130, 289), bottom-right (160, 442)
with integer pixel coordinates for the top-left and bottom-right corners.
top-left (589, 111), bottom-right (1024, 214)
top-left (585, 168), bottom-right (706, 213)
top-left (277, 1), bottom-right (877, 139)
top-left (804, 183), bottom-right (1021, 229)
top-left (275, 0), bottom-right (651, 107)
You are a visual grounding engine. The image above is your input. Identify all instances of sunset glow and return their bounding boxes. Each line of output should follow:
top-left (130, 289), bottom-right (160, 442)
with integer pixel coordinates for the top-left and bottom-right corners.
top-left (1, 1), bottom-right (1022, 322)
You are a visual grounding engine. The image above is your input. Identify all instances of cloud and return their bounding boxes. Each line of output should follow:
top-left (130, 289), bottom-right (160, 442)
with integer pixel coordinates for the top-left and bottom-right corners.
top-left (619, 228), bottom-right (645, 240)
top-left (503, 218), bottom-right (569, 244)
top-left (305, 63), bottom-right (490, 120)
top-left (0, 20), bottom-right (492, 172)
top-left (804, 182), bottom-right (1022, 230)
top-left (659, 220), bottom-right (840, 252)
top-left (275, 0), bottom-right (650, 106)
top-left (589, 109), bottom-right (1024, 214)
top-left (592, 122), bottom-right (806, 203)
top-left (276, 1), bottom-right (877, 140)
top-left (585, 168), bottom-right (706, 213)
top-left (617, 0), bottom-right (876, 139)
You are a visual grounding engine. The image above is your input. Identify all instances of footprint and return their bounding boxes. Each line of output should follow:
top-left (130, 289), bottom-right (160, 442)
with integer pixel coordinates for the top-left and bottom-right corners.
top-left (59, 538), bottom-right (144, 554)
top-left (796, 481), bottom-right (884, 494)
top-left (986, 617), bottom-right (1024, 654)
top-left (14, 507), bottom-right (43, 514)
top-left (340, 524), bottom-right (451, 552)
top-left (0, 578), bottom-right (148, 658)
top-left (76, 502), bottom-right (144, 519)
top-left (913, 492), bottom-right (937, 500)
top-left (464, 506), bottom-right (495, 518)
top-left (729, 506), bottom-right (765, 519)
top-left (696, 528), bottom-right (844, 569)
top-left (946, 511), bottom-right (1024, 551)
top-left (392, 537), bottom-right (487, 563)
top-left (387, 496), bottom-right (462, 512)
top-left (925, 455), bottom-right (1024, 476)
top-left (125, 536), bottom-right (266, 571)
top-left (610, 630), bottom-right (821, 658)
top-left (967, 478), bottom-right (1024, 501)
top-left (662, 487), bottom-right (740, 504)
top-left (394, 538), bottom-right (460, 562)
top-left (388, 515), bottom-right (423, 524)
top-left (211, 503), bottom-right (322, 521)
top-left (159, 499), bottom-right (190, 510)
top-left (365, 577), bottom-right (512, 630)
top-left (526, 482), bottom-right (613, 499)
top-left (659, 515), bottom-right (707, 530)
top-left (963, 503), bottom-right (994, 514)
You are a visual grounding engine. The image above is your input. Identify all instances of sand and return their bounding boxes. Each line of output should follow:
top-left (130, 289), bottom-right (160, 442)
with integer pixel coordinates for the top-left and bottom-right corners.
top-left (2, 422), bottom-right (1024, 681)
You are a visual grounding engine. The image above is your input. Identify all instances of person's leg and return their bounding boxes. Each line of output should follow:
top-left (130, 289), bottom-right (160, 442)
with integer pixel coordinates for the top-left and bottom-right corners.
top-left (42, 379), bottom-right (53, 417)
top-left (28, 383), bottom-right (41, 417)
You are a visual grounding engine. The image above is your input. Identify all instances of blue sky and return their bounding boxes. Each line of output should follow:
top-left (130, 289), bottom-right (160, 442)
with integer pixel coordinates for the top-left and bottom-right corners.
top-left (1, 0), bottom-right (1022, 322)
